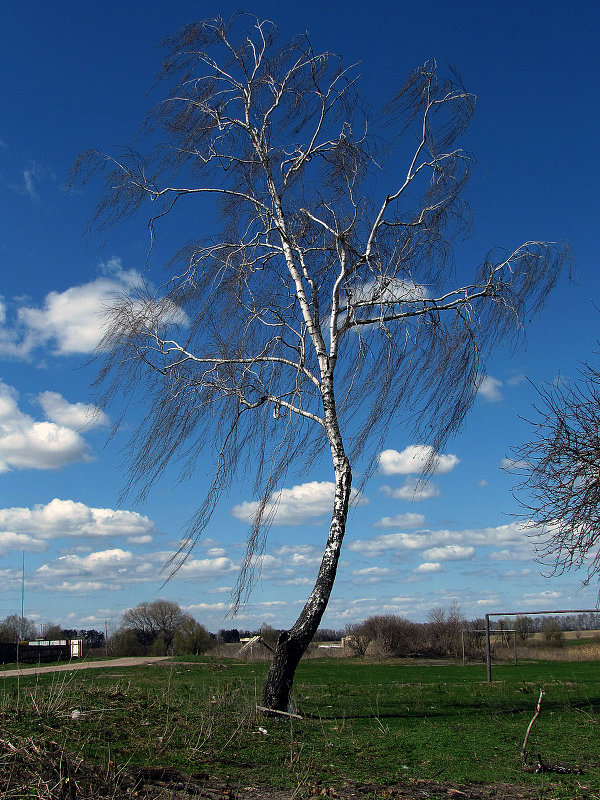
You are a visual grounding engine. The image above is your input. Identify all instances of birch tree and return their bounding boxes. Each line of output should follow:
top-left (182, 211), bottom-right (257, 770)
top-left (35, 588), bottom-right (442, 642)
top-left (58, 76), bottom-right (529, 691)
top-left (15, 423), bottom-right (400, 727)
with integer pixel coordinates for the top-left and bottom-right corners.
top-left (76, 15), bottom-right (566, 710)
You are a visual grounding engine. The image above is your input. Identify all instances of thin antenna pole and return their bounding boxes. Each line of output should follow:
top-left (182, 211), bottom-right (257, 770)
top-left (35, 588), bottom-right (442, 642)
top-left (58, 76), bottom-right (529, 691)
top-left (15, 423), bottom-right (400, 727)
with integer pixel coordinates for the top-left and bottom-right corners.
top-left (21, 551), bottom-right (25, 634)
top-left (17, 551), bottom-right (24, 664)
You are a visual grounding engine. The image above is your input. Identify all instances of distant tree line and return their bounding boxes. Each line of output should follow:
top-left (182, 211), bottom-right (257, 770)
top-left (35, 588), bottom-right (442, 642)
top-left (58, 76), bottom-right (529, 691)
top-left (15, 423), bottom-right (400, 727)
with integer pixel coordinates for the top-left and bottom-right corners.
top-left (343, 608), bottom-right (600, 659)
top-left (4, 606), bottom-right (598, 660)
top-left (0, 615), bottom-right (106, 650)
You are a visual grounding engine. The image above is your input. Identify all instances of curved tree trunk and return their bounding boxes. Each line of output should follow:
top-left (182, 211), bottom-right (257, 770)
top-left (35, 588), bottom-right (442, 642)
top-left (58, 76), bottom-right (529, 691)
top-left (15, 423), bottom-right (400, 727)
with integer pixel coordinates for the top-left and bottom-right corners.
top-left (262, 454), bottom-right (352, 710)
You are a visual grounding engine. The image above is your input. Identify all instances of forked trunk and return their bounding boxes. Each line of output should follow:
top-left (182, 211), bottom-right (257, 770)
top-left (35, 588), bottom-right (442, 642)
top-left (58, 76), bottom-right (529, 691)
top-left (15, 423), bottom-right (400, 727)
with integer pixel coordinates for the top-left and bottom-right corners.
top-left (262, 458), bottom-right (352, 710)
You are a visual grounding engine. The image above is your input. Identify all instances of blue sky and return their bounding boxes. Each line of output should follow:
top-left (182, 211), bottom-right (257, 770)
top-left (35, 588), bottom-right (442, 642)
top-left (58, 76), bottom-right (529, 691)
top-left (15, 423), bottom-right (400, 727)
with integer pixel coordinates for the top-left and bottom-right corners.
top-left (1, 1), bottom-right (599, 635)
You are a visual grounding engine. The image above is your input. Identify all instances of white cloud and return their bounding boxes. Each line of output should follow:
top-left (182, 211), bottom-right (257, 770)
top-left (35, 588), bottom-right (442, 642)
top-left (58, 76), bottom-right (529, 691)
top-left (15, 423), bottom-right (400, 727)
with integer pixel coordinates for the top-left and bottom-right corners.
top-left (349, 521), bottom-right (533, 557)
top-left (0, 269), bottom-right (138, 358)
top-left (477, 375), bottom-right (503, 402)
top-left (522, 590), bottom-right (562, 603)
top-left (415, 562), bottom-right (442, 573)
top-left (288, 552), bottom-right (322, 568)
top-left (0, 381), bottom-right (93, 471)
top-left (349, 532), bottom-right (428, 555)
top-left (374, 513), bottom-right (426, 529)
top-left (380, 480), bottom-right (440, 501)
top-left (0, 498), bottom-right (155, 543)
top-left (0, 262), bottom-right (185, 360)
top-left (18, 271), bottom-right (140, 355)
top-left (0, 531), bottom-right (47, 556)
top-left (378, 445), bottom-right (459, 476)
top-left (247, 554), bottom-right (282, 573)
top-left (507, 373), bottom-right (527, 386)
top-left (37, 548), bottom-right (135, 579)
top-left (351, 567), bottom-right (392, 584)
top-left (351, 278), bottom-right (429, 305)
top-left (32, 547), bottom-right (234, 591)
top-left (278, 577), bottom-right (312, 586)
top-left (206, 547), bottom-right (227, 557)
top-left (232, 481), bottom-right (367, 526)
top-left (54, 581), bottom-right (109, 594)
top-left (421, 545), bottom-right (475, 561)
top-left (500, 457), bottom-right (528, 470)
top-left (352, 566), bottom-right (392, 576)
top-left (23, 162), bottom-right (43, 198)
top-left (176, 556), bottom-right (236, 580)
top-left (36, 391), bottom-right (109, 430)
top-left (185, 601), bottom-right (231, 615)
top-left (502, 568), bottom-right (533, 579)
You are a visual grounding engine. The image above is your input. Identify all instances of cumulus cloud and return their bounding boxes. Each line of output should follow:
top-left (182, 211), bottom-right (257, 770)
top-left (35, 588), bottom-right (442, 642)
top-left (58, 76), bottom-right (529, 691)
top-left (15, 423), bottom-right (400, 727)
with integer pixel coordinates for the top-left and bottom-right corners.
top-left (477, 375), bottom-right (503, 402)
top-left (246, 554), bottom-right (282, 573)
top-left (421, 545), bottom-right (475, 561)
top-left (415, 562), bottom-right (442, 573)
top-left (232, 481), bottom-right (367, 526)
top-left (373, 513), bottom-right (426, 529)
top-left (36, 391), bottom-right (109, 430)
top-left (0, 268), bottom-right (139, 358)
top-left (0, 261), bottom-right (185, 360)
top-left (37, 548), bottom-right (135, 579)
top-left (378, 445), bottom-right (459, 476)
top-left (0, 498), bottom-right (155, 544)
top-left (352, 566), bottom-right (392, 583)
top-left (0, 531), bottom-right (47, 556)
top-left (349, 521), bottom-right (532, 558)
top-left (127, 535), bottom-right (154, 545)
top-left (0, 382), bottom-right (93, 471)
top-left (380, 479), bottom-right (440, 501)
top-left (33, 547), bottom-right (234, 590)
top-left (175, 556), bottom-right (236, 580)
top-left (206, 547), bottom-right (227, 558)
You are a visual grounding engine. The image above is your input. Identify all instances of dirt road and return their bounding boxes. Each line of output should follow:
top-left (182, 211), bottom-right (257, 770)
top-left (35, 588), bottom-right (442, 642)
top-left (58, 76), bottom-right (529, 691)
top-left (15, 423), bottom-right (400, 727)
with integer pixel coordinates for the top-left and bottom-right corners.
top-left (0, 655), bottom-right (171, 678)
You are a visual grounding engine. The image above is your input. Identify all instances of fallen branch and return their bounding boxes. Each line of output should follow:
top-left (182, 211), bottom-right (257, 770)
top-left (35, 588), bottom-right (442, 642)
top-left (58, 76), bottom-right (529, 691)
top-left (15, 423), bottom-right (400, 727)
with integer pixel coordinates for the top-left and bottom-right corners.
top-left (521, 688), bottom-right (544, 767)
top-left (521, 688), bottom-right (583, 774)
top-left (256, 705), bottom-right (303, 719)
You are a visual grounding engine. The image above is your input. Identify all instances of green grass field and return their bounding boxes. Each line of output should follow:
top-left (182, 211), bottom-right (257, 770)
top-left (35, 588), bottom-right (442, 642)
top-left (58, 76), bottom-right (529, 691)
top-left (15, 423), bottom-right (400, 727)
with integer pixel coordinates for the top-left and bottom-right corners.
top-left (1, 656), bottom-right (599, 798)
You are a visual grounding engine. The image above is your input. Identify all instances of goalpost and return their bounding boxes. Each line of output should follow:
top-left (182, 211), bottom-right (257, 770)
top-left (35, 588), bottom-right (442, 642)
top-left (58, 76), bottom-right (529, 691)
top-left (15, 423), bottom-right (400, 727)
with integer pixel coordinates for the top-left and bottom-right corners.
top-left (462, 628), bottom-right (516, 667)
top-left (484, 608), bottom-right (599, 682)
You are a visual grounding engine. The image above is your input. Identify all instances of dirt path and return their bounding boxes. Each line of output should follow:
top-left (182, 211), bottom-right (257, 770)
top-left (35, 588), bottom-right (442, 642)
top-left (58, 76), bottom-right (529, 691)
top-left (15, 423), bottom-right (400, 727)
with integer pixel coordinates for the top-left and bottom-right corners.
top-left (0, 655), bottom-right (171, 678)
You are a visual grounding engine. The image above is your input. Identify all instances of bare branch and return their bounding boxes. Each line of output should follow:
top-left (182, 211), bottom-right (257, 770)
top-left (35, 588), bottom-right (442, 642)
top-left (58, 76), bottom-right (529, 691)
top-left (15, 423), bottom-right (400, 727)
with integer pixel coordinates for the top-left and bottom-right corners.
top-left (512, 362), bottom-right (600, 585)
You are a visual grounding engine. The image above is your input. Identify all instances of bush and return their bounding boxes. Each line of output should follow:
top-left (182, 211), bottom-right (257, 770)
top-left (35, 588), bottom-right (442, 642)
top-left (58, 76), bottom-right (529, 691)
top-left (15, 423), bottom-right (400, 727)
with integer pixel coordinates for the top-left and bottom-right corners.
top-left (172, 619), bottom-right (213, 655)
top-left (108, 628), bottom-right (145, 657)
top-left (542, 618), bottom-right (564, 647)
top-left (346, 615), bottom-right (426, 657)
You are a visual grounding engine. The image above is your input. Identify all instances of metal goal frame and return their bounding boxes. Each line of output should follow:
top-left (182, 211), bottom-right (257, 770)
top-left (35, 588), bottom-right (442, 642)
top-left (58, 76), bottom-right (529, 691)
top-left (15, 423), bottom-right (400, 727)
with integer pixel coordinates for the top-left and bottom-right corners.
top-left (485, 607), bottom-right (599, 682)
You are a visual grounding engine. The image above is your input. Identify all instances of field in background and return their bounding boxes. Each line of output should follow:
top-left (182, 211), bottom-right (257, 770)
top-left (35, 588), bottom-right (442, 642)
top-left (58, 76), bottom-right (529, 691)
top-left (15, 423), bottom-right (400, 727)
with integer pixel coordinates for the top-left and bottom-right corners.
top-left (1, 655), bottom-right (599, 798)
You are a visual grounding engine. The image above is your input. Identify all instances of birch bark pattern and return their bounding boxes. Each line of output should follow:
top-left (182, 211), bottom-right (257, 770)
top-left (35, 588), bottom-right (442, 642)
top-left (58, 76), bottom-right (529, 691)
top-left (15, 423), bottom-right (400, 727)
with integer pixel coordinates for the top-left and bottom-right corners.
top-left (263, 457), bottom-right (352, 710)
